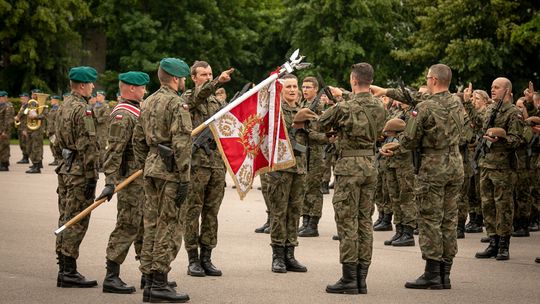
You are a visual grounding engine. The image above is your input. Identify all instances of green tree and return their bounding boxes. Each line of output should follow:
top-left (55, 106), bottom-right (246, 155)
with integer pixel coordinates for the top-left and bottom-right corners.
top-left (0, 0), bottom-right (90, 94)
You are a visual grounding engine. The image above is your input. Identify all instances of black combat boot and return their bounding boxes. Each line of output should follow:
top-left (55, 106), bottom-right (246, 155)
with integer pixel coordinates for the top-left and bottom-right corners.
top-left (332, 235), bottom-right (340, 240)
top-left (102, 259), bottom-right (135, 294)
top-left (37, 160), bottom-right (43, 168)
top-left (512, 218), bottom-right (530, 237)
top-left (141, 273), bottom-right (177, 289)
top-left (329, 181), bottom-right (334, 189)
top-left (49, 159), bottom-right (59, 166)
top-left (56, 252), bottom-right (65, 278)
top-left (393, 225), bottom-right (415, 246)
top-left (404, 259), bottom-right (443, 289)
top-left (298, 215), bottom-right (310, 233)
top-left (143, 271), bottom-right (189, 303)
top-left (384, 224), bottom-right (403, 246)
top-left (0, 162), bottom-right (8, 171)
top-left (326, 263), bottom-right (359, 294)
top-left (321, 181), bottom-right (330, 194)
top-left (299, 216), bottom-right (319, 237)
top-left (26, 162), bottom-right (41, 173)
top-left (475, 235), bottom-right (499, 258)
top-left (263, 225), bottom-right (270, 234)
top-left (255, 213), bottom-right (270, 233)
top-left (466, 213), bottom-right (483, 233)
top-left (284, 246), bottom-right (307, 272)
top-left (457, 218), bottom-right (465, 239)
top-left (373, 212), bottom-right (384, 227)
top-left (465, 212), bottom-right (475, 231)
top-left (271, 246), bottom-right (286, 273)
top-left (496, 236), bottom-right (510, 261)
top-left (17, 154), bottom-right (29, 164)
top-left (480, 236), bottom-right (490, 243)
top-left (186, 249), bottom-right (205, 277)
top-left (200, 246), bottom-right (222, 276)
top-left (535, 257), bottom-right (540, 263)
top-left (440, 261), bottom-right (452, 289)
top-left (373, 212), bottom-right (393, 231)
top-left (57, 255), bottom-right (98, 288)
top-left (357, 264), bottom-right (369, 294)
top-left (529, 215), bottom-right (540, 232)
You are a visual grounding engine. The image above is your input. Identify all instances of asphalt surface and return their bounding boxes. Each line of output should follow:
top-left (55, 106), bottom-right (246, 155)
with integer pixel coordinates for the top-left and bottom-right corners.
top-left (0, 145), bottom-right (539, 304)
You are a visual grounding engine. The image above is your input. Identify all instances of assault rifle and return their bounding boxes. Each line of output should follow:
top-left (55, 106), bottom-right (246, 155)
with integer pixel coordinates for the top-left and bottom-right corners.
top-left (471, 98), bottom-right (504, 174)
top-left (192, 82), bottom-right (253, 155)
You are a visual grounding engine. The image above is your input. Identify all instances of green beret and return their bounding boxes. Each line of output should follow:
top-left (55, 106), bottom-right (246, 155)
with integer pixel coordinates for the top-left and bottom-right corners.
top-left (0, 91), bottom-right (7, 97)
top-left (31, 88), bottom-right (41, 93)
top-left (119, 71), bottom-right (150, 86)
top-left (63, 93), bottom-right (71, 97)
top-left (96, 90), bottom-right (106, 95)
top-left (20, 93), bottom-right (29, 97)
top-left (51, 95), bottom-right (61, 100)
top-left (69, 66), bottom-right (98, 83)
top-left (160, 58), bottom-right (189, 78)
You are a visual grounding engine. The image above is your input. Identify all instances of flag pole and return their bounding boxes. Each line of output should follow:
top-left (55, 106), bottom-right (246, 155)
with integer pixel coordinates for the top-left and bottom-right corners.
top-left (191, 49), bottom-right (306, 137)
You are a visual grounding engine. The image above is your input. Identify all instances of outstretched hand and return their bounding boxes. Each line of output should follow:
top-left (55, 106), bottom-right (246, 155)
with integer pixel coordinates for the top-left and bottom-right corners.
top-left (218, 68), bottom-right (235, 83)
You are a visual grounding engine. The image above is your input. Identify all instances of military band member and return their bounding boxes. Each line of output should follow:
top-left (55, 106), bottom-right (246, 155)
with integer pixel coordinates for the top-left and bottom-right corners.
top-left (26, 89), bottom-right (46, 173)
top-left (46, 95), bottom-right (62, 166)
top-left (15, 93), bottom-right (30, 164)
top-left (0, 91), bottom-right (14, 171)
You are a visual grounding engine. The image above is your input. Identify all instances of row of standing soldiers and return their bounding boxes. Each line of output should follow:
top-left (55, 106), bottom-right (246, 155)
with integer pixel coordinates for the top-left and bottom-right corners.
top-left (0, 90), bottom-right (113, 173)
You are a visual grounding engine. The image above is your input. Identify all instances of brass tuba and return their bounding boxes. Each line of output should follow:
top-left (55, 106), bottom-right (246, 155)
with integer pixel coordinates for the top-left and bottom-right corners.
top-left (26, 93), bottom-right (49, 130)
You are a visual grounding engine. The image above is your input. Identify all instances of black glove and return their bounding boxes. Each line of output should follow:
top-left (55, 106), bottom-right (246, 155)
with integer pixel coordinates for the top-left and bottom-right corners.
top-left (175, 182), bottom-right (190, 208)
top-left (84, 179), bottom-right (98, 200)
top-left (96, 184), bottom-right (115, 201)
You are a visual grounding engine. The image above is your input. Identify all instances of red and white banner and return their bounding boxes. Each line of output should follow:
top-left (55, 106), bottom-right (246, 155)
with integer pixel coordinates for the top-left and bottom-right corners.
top-left (209, 78), bottom-right (295, 199)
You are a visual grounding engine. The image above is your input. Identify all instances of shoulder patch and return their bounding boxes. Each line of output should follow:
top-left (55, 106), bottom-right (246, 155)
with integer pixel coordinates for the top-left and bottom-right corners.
top-left (411, 110), bottom-right (418, 117)
top-left (85, 109), bottom-right (93, 116)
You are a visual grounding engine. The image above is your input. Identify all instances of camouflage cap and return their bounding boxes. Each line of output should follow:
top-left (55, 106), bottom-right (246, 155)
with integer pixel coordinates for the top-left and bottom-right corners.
top-left (382, 142), bottom-right (401, 152)
top-left (383, 118), bottom-right (406, 133)
top-left (526, 116), bottom-right (540, 126)
top-left (486, 127), bottom-right (506, 139)
top-left (0, 91), bottom-right (7, 97)
top-left (119, 71), bottom-right (150, 86)
top-left (69, 66), bottom-right (98, 83)
top-left (160, 58), bottom-right (189, 78)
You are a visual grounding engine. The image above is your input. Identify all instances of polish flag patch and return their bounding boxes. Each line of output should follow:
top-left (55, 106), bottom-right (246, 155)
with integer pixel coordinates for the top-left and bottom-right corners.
top-left (411, 110), bottom-right (418, 117)
top-left (85, 110), bottom-right (93, 116)
top-left (115, 114), bottom-right (123, 120)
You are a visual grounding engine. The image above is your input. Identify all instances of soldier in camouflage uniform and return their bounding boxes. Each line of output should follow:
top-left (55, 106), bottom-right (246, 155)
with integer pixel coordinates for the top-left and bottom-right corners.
top-left (179, 61), bottom-right (232, 278)
top-left (321, 93), bottom-right (337, 195)
top-left (267, 74), bottom-right (308, 274)
top-left (456, 98), bottom-right (474, 238)
top-left (96, 71), bottom-right (149, 294)
top-left (15, 93), bottom-right (30, 164)
top-left (373, 63), bottom-right (464, 290)
top-left (525, 91), bottom-right (540, 231)
top-left (132, 58), bottom-right (191, 303)
top-left (0, 91), bottom-right (14, 171)
top-left (379, 118), bottom-right (417, 247)
top-left (25, 89), bottom-right (47, 173)
top-left (46, 96), bottom-right (62, 166)
top-left (463, 89), bottom-right (489, 234)
top-left (298, 76), bottom-right (329, 237)
top-left (321, 63), bottom-right (385, 295)
top-left (474, 78), bottom-right (523, 261)
top-left (55, 66), bottom-right (100, 288)
top-left (94, 90), bottom-right (110, 171)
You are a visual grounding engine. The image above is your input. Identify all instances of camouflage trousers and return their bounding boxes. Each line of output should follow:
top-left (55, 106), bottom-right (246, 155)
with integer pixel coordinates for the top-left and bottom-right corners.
top-left (27, 129), bottom-right (43, 163)
top-left (333, 173), bottom-right (376, 267)
top-left (467, 149), bottom-right (482, 214)
top-left (18, 129), bottom-right (28, 155)
top-left (106, 174), bottom-right (144, 264)
top-left (416, 154), bottom-right (463, 263)
top-left (97, 123), bottom-right (108, 169)
top-left (385, 166), bottom-right (417, 228)
top-left (458, 159), bottom-right (472, 222)
top-left (55, 173), bottom-right (94, 259)
top-left (181, 166), bottom-right (225, 251)
top-left (260, 173), bottom-right (270, 213)
top-left (373, 168), bottom-right (391, 215)
top-left (513, 169), bottom-right (532, 220)
top-left (480, 168), bottom-right (516, 237)
top-left (0, 135), bottom-right (9, 163)
top-left (268, 171), bottom-right (305, 247)
top-left (49, 139), bottom-right (61, 162)
top-left (302, 147), bottom-right (324, 218)
top-left (530, 168), bottom-right (540, 217)
top-left (322, 149), bottom-right (335, 184)
top-left (139, 177), bottom-right (182, 275)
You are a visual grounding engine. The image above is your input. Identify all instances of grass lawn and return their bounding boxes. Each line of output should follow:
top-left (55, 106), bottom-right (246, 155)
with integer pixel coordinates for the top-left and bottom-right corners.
top-left (10, 139), bottom-right (50, 145)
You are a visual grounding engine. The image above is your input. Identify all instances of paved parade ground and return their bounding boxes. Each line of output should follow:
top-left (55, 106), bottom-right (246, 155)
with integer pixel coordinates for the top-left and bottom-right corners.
top-left (0, 146), bottom-right (539, 304)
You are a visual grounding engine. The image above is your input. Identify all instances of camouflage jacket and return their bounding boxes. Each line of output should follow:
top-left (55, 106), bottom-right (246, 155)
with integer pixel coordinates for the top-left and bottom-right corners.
top-left (0, 102), bottom-right (14, 135)
top-left (280, 100), bottom-right (308, 174)
top-left (319, 92), bottom-right (386, 176)
top-left (182, 78), bottom-right (225, 169)
top-left (45, 105), bottom-right (60, 137)
top-left (300, 98), bottom-right (327, 146)
top-left (93, 102), bottom-right (111, 125)
top-left (16, 103), bottom-right (28, 131)
top-left (476, 101), bottom-right (523, 169)
top-left (133, 85), bottom-right (192, 183)
top-left (54, 92), bottom-right (99, 179)
top-left (103, 100), bottom-right (141, 185)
